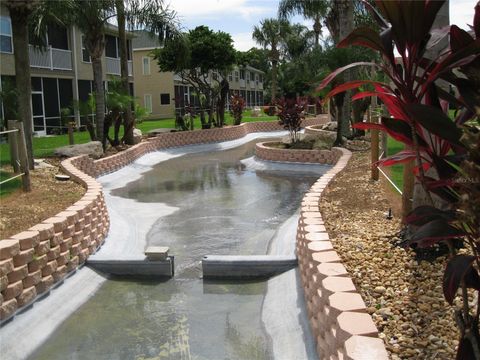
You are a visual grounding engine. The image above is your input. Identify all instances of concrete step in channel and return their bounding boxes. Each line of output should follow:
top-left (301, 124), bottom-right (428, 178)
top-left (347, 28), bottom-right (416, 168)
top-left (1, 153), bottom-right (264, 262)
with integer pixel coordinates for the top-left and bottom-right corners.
top-left (87, 246), bottom-right (174, 277)
top-left (202, 255), bottom-right (298, 279)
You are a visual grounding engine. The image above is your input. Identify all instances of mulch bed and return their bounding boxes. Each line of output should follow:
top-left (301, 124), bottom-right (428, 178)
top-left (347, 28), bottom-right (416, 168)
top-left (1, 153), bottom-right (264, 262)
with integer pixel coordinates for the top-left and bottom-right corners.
top-left (0, 161), bottom-right (85, 239)
top-left (320, 151), bottom-right (458, 359)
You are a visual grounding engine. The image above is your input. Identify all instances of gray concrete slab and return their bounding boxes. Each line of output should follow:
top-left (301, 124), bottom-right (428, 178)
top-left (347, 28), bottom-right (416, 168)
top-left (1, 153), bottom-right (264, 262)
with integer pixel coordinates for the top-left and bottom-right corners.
top-left (202, 255), bottom-right (297, 279)
top-left (87, 257), bottom-right (174, 277)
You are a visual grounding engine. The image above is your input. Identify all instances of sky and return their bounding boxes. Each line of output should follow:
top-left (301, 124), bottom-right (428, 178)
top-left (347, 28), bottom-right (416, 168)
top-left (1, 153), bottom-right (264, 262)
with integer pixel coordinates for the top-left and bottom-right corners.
top-left (166, 0), bottom-right (476, 51)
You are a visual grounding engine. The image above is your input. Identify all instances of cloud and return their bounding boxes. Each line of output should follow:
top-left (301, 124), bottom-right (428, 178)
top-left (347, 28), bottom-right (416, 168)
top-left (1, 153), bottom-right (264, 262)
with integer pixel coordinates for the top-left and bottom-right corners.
top-left (168, 0), bottom-right (270, 20)
top-left (450, 0), bottom-right (475, 29)
top-left (232, 32), bottom-right (257, 51)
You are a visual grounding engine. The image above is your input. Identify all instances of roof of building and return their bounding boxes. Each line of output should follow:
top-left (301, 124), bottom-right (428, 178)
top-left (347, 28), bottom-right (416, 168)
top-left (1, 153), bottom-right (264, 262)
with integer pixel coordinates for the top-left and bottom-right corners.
top-left (132, 30), bottom-right (161, 50)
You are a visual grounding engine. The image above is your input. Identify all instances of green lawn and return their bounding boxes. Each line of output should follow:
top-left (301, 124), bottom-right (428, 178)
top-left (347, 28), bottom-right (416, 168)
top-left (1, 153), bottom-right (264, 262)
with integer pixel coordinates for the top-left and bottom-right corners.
top-left (385, 136), bottom-right (404, 192)
top-left (0, 110), bottom-right (278, 166)
top-left (0, 170), bottom-right (21, 197)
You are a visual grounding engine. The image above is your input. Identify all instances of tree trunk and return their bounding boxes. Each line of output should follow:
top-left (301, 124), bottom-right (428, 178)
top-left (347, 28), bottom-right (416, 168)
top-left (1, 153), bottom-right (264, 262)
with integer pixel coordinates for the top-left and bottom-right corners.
top-left (271, 59), bottom-right (278, 103)
top-left (313, 16), bottom-right (321, 47)
top-left (338, 0), bottom-right (354, 139)
top-left (9, 7), bottom-right (34, 169)
top-left (333, 92), bottom-right (345, 146)
top-left (116, 0), bottom-right (134, 145)
top-left (92, 57), bottom-right (106, 149)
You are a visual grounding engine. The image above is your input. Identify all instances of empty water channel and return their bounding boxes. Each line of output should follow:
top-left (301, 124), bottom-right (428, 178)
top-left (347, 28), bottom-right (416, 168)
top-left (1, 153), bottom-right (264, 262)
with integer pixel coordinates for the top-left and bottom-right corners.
top-left (5, 133), bottom-right (331, 360)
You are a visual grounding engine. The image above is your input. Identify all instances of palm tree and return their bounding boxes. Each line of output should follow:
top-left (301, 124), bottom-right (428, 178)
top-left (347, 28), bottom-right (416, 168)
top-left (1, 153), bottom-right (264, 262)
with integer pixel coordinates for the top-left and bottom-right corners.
top-left (5, 0), bottom-right (39, 169)
top-left (71, 0), bottom-right (115, 149)
top-left (278, 0), bottom-right (328, 47)
top-left (252, 19), bottom-right (290, 103)
top-left (116, 0), bottom-right (180, 145)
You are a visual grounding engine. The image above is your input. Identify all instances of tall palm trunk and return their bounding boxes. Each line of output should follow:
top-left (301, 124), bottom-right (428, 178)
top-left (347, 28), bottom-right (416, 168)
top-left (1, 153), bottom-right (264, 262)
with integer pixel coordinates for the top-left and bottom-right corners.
top-left (9, 7), bottom-right (34, 169)
top-left (116, 0), bottom-right (134, 145)
top-left (271, 59), bottom-right (278, 103)
top-left (92, 57), bottom-right (106, 148)
top-left (338, 0), bottom-right (354, 139)
top-left (313, 16), bottom-right (321, 47)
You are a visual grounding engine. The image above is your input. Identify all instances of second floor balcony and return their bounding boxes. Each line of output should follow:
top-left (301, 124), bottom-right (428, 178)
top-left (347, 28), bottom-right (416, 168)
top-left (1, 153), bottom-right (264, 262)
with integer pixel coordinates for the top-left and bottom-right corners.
top-left (29, 45), bottom-right (73, 71)
top-left (105, 57), bottom-right (133, 77)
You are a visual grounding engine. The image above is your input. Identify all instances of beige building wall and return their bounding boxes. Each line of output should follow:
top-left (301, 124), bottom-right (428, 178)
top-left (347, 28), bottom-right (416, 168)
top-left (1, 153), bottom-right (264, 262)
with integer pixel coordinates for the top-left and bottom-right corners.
top-left (132, 49), bottom-right (174, 119)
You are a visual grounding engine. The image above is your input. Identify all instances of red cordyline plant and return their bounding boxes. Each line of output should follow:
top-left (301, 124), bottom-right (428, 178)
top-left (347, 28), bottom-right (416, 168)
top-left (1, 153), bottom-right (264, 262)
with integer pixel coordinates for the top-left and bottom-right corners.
top-left (276, 96), bottom-right (306, 143)
top-left (230, 93), bottom-right (246, 126)
top-left (319, 1), bottom-right (480, 358)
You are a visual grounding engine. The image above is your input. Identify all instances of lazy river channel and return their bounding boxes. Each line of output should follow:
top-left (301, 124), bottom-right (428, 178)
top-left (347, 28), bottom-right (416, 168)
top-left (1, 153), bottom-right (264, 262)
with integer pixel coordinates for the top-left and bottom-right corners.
top-left (4, 133), bottom-right (331, 360)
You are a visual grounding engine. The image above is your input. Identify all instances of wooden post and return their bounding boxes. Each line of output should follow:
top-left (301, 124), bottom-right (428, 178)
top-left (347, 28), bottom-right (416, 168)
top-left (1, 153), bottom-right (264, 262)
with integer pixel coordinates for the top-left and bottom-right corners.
top-left (402, 147), bottom-right (414, 220)
top-left (371, 116), bottom-right (380, 181)
top-left (8, 120), bottom-right (20, 173)
top-left (68, 122), bottom-right (75, 145)
top-left (15, 121), bottom-right (31, 192)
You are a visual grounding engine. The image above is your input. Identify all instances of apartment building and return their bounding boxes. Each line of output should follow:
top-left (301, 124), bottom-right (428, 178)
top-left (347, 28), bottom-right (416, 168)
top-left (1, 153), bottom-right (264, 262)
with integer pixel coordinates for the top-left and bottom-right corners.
top-left (132, 30), bottom-right (174, 119)
top-left (0, 7), bottom-right (134, 135)
top-left (132, 30), bottom-right (265, 119)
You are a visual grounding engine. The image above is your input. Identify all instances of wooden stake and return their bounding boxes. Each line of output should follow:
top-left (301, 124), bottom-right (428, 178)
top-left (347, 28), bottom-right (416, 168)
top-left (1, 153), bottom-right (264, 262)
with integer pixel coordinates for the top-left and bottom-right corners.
top-left (68, 122), bottom-right (75, 145)
top-left (371, 116), bottom-right (380, 181)
top-left (8, 120), bottom-right (20, 173)
top-left (15, 121), bottom-right (31, 192)
top-left (402, 147), bottom-right (415, 221)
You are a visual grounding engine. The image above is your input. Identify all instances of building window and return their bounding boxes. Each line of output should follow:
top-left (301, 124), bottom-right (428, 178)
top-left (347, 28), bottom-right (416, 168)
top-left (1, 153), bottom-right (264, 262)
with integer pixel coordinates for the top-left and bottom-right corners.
top-left (81, 36), bottom-right (91, 62)
top-left (144, 94), bottom-right (152, 113)
top-left (142, 57), bottom-right (150, 75)
top-left (228, 73), bottom-right (233, 82)
top-left (235, 71), bottom-right (239, 82)
top-left (246, 71), bottom-right (250, 84)
top-left (105, 35), bottom-right (118, 58)
top-left (160, 93), bottom-right (170, 105)
top-left (0, 16), bottom-right (13, 53)
top-left (240, 70), bottom-right (245, 80)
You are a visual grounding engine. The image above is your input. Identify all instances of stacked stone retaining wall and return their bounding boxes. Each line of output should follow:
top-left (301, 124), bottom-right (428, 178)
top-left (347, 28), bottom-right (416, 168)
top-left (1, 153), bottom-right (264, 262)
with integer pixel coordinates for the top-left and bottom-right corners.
top-left (255, 142), bottom-right (342, 164)
top-left (296, 148), bottom-right (388, 359)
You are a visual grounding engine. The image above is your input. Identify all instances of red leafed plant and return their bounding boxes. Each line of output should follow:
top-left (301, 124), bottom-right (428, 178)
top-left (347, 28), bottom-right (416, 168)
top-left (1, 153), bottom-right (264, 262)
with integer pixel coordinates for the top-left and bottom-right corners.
top-left (230, 93), bottom-right (246, 126)
top-left (276, 96), bottom-right (306, 143)
top-left (319, 1), bottom-right (480, 358)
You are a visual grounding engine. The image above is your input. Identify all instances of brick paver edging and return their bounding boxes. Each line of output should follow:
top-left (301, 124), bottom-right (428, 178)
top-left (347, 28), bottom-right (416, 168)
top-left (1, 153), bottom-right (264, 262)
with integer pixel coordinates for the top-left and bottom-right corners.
top-left (0, 117), bottom-right (327, 322)
top-left (296, 147), bottom-right (389, 359)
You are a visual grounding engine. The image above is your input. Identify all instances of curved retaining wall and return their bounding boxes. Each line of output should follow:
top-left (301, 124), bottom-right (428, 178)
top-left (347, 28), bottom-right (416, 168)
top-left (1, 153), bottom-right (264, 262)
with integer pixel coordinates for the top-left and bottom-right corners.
top-left (0, 157), bottom-right (109, 322)
top-left (0, 117), bottom-right (326, 321)
top-left (255, 142), bottom-right (342, 164)
top-left (296, 148), bottom-right (388, 359)
top-left (304, 125), bottom-right (336, 139)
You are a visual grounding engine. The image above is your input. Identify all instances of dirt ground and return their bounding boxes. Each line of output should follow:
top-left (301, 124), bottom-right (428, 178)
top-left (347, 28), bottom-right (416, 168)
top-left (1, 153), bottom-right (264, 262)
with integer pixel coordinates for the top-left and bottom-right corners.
top-left (0, 161), bottom-right (85, 239)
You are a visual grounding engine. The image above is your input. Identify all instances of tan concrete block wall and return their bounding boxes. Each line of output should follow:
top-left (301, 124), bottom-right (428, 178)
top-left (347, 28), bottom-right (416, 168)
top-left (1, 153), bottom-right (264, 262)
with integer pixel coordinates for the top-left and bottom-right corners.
top-left (255, 142), bottom-right (342, 165)
top-left (295, 148), bottom-right (389, 360)
top-left (0, 157), bottom-right (109, 321)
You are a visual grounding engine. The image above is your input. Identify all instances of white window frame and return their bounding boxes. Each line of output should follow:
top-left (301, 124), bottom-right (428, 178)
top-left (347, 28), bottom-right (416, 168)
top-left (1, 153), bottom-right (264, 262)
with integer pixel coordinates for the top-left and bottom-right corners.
top-left (142, 56), bottom-right (151, 75)
top-left (0, 16), bottom-right (13, 54)
top-left (144, 94), bottom-right (152, 113)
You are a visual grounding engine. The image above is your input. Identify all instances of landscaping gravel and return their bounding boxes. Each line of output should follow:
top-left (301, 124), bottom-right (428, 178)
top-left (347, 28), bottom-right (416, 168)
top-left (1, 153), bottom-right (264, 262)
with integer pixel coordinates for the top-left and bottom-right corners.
top-left (320, 151), bottom-right (458, 359)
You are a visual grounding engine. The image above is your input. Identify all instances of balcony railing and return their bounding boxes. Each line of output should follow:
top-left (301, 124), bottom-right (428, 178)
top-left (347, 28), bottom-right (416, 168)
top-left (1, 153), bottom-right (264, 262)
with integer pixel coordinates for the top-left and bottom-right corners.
top-left (29, 45), bottom-right (72, 71)
top-left (106, 57), bottom-right (133, 76)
